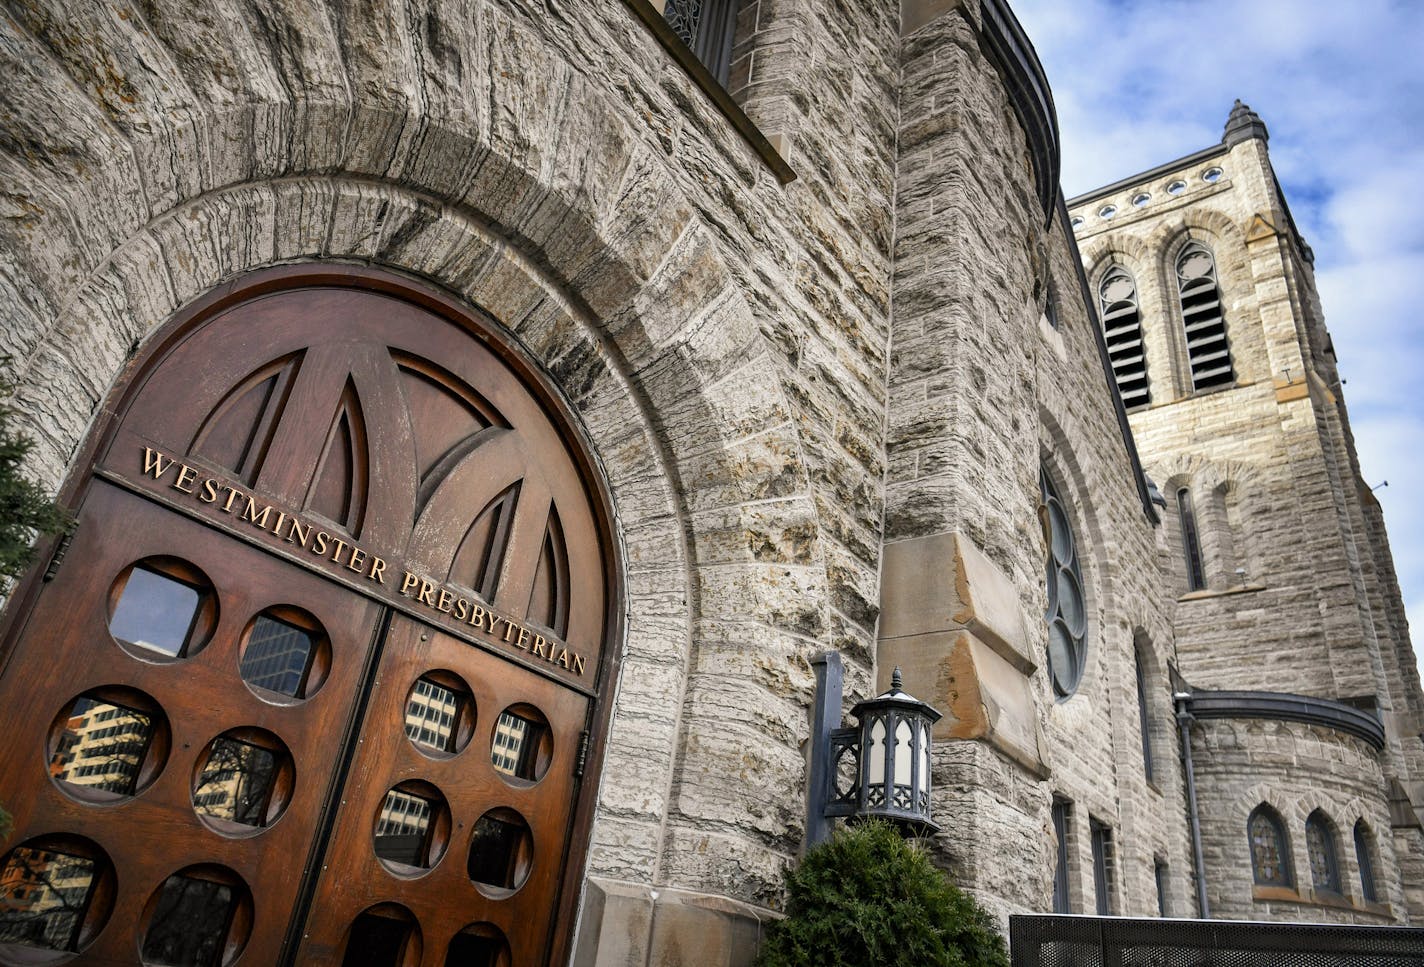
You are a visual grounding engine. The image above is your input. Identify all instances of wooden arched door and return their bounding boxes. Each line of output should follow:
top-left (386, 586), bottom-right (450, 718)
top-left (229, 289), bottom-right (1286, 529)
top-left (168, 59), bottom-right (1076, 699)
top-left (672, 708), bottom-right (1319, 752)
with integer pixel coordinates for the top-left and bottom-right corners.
top-left (0, 267), bottom-right (619, 967)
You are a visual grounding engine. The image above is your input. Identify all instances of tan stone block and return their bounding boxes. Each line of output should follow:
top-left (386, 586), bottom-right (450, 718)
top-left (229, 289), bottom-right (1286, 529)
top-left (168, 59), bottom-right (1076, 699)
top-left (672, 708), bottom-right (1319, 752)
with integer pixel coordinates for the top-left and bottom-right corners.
top-left (879, 531), bottom-right (1033, 672)
top-left (877, 628), bottom-right (1046, 777)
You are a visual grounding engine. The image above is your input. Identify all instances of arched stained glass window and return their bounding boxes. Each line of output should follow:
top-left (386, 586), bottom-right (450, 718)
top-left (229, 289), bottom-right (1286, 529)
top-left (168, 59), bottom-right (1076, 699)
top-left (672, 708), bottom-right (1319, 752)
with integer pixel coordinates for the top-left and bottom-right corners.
top-left (1306, 810), bottom-right (1342, 894)
top-left (1177, 242), bottom-right (1235, 391)
top-left (1098, 266), bottom-right (1150, 408)
top-left (1249, 805), bottom-right (1292, 887)
top-left (1040, 467), bottom-right (1087, 700)
top-left (1354, 820), bottom-right (1378, 903)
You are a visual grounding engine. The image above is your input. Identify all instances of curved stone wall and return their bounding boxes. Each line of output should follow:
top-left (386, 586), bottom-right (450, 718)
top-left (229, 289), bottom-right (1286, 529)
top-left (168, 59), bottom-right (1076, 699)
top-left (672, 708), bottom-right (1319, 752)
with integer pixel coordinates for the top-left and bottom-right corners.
top-left (1191, 716), bottom-right (1404, 922)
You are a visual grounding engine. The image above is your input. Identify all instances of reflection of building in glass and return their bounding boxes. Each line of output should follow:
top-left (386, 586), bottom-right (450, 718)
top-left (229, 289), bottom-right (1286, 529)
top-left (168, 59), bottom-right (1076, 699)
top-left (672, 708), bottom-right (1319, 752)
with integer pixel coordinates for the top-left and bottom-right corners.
top-left (192, 738), bottom-right (275, 826)
top-left (491, 713), bottom-right (529, 776)
top-left (492, 711), bottom-right (544, 779)
top-left (404, 678), bottom-right (457, 751)
top-left (374, 790), bottom-right (433, 866)
top-left (48, 698), bottom-right (152, 796)
top-left (239, 615), bottom-right (314, 697)
top-left (0, 847), bottom-right (96, 951)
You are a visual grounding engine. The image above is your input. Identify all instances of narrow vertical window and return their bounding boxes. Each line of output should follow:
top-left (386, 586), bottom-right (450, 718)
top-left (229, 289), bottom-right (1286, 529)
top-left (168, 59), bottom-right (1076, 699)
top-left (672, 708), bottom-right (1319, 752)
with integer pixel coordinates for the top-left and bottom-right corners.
top-left (1136, 648), bottom-right (1155, 781)
top-left (1248, 804), bottom-right (1293, 887)
top-left (1176, 242), bottom-right (1234, 391)
top-left (1306, 810), bottom-right (1342, 894)
top-left (1354, 820), bottom-right (1378, 903)
top-left (1177, 488), bottom-right (1206, 591)
top-left (1098, 266), bottom-right (1150, 407)
top-left (1153, 858), bottom-right (1169, 917)
top-left (1090, 819), bottom-right (1115, 915)
top-left (1052, 798), bottom-right (1072, 913)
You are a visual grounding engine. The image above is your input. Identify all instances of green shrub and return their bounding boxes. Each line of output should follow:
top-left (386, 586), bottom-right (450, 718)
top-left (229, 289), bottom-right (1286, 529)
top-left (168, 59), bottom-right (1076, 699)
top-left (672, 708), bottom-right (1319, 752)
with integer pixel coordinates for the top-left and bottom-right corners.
top-left (0, 363), bottom-right (71, 584)
top-left (755, 821), bottom-right (1009, 967)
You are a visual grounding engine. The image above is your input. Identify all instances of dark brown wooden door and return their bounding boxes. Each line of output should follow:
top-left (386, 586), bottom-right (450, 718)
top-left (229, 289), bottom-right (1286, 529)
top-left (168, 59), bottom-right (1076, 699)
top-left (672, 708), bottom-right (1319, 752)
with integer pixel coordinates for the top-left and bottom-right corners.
top-left (0, 270), bottom-right (616, 967)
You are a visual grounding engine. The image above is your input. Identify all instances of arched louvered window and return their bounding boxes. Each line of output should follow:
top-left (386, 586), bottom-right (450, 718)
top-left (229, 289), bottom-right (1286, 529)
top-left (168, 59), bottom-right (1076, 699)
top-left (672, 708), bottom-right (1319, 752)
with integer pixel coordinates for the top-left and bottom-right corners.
top-left (1248, 804), bottom-right (1292, 887)
top-left (1040, 467), bottom-right (1087, 700)
top-left (1098, 266), bottom-right (1150, 407)
top-left (1177, 488), bottom-right (1206, 591)
top-left (1176, 242), bottom-right (1235, 391)
top-left (1306, 810), bottom-right (1342, 894)
top-left (1354, 820), bottom-right (1378, 903)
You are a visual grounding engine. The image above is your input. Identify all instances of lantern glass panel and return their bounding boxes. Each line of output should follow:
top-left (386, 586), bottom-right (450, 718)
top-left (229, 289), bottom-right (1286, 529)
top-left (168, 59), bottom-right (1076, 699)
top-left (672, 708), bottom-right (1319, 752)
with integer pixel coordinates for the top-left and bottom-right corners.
top-left (867, 718), bottom-right (886, 782)
top-left (894, 720), bottom-right (913, 785)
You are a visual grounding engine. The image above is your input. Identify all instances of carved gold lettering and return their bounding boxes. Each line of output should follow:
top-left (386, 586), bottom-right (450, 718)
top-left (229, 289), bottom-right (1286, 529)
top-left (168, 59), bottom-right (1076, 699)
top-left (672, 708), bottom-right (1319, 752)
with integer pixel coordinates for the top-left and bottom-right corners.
top-left (199, 478), bottom-right (220, 503)
top-left (313, 531), bottom-right (330, 556)
top-left (329, 538), bottom-right (349, 565)
top-left (368, 556), bottom-right (387, 584)
top-left (417, 579), bottom-right (438, 607)
top-left (529, 632), bottom-right (546, 657)
top-left (555, 647), bottom-right (571, 669)
top-left (221, 486), bottom-right (243, 513)
top-left (240, 497), bottom-right (272, 529)
top-left (347, 548), bottom-right (366, 573)
top-left (399, 571), bottom-right (419, 596)
top-left (518, 628), bottom-right (534, 653)
top-left (141, 447), bottom-right (173, 479)
top-left (436, 588), bottom-right (453, 613)
top-left (573, 653), bottom-right (586, 676)
top-left (454, 598), bottom-right (470, 621)
top-left (469, 604), bottom-right (487, 628)
top-left (288, 520), bottom-right (311, 548)
top-left (501, 618), bottom-right (516, 642)
top-left (172, 464), bottom-right (198, 494)
top-left (271, 511), bottom-right (287, 536)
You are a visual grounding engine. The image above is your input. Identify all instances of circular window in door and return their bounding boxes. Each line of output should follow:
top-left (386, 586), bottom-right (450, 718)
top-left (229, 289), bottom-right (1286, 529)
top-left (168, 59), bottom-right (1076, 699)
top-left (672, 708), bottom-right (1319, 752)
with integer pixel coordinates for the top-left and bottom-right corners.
top-left (191, 727), bottom-right (295, 836)
top-left (237, 606), bottom-right (331, 703)
top-left (137, 864), bottom-right (253, 967)
top-left (107, 557), bottom-right (217, 662)
top-left (0, 834), bottom-right (115, 963)
top-left (47, 686), bottom-right (171, 803)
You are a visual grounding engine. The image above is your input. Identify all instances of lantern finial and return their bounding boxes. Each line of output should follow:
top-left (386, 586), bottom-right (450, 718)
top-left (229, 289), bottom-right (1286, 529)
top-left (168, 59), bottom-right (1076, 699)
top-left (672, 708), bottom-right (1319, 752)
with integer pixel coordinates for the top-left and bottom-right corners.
top-left (891, 666), bottom-right (903, 692)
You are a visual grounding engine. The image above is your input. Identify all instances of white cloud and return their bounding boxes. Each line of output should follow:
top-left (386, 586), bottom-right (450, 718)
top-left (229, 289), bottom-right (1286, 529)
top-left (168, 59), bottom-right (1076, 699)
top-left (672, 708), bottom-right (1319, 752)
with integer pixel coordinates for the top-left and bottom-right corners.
top-left (1012, 0), bottom-right (1424, 684)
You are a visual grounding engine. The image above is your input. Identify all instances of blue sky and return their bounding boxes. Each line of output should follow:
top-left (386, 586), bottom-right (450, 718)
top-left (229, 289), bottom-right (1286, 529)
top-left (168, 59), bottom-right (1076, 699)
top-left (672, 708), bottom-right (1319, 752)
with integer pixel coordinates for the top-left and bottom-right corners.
top-left (1009, 0), bottom-right (1424, 682)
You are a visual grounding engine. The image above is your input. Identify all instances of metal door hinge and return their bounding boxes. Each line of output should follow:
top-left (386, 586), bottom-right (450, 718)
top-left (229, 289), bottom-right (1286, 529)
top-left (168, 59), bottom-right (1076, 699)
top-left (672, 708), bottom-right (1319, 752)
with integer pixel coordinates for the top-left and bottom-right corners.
top-left (42, 534), bottom-right (73, 581)
top-left (573, 730), bottom-right (590, 779)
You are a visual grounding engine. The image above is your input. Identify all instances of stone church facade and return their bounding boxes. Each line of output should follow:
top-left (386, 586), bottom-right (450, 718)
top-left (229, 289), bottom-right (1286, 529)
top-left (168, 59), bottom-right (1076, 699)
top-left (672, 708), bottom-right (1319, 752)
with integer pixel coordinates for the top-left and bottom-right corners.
top-left (0, 1), bottom-right (1416, 965)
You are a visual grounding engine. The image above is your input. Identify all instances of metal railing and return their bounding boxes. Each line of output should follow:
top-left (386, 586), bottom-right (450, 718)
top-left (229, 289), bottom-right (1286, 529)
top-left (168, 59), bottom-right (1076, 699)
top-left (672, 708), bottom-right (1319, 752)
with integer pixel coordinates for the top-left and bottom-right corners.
top-left (1009, 914), bottom-right (1424, 967)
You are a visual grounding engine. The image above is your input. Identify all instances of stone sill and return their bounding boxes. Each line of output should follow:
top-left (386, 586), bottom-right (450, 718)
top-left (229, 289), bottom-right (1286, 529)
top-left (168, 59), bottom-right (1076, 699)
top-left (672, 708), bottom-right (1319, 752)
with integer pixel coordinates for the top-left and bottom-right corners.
top-left (622, 0), bottom-right (797, 185)
top-left (1178, 585), bottom-right (1266, 603)
top-left (1129, 378), bottom-right (1264, 414)
top-left (1252, 884), bottom-right (1394, 918)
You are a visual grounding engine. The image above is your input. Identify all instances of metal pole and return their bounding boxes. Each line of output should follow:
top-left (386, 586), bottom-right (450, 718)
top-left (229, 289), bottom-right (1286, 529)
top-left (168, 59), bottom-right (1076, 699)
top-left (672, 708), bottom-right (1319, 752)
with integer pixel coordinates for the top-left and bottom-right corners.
top-left (806, 651), bottom-right (843, 849)
top-left (1176, 691), bottom-right (1210, 919)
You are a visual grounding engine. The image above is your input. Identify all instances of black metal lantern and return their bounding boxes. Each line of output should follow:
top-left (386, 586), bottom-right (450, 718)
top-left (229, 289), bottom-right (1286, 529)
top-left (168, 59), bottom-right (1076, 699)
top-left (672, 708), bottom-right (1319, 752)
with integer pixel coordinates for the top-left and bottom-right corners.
top-left (808, 654), bottom-right (942, 843)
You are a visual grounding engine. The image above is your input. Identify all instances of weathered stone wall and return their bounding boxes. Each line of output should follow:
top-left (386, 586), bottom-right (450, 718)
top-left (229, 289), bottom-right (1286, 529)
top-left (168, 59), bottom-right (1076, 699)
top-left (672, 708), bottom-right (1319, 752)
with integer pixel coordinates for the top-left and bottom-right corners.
top-left (0, 0), bottom-right (904, 961)
top-left (886, 0), bottom-right (1188, 924)
top-left (1190, 719), bottom-right (1402, 922)
top-left (1072, 119), bottom-right (1424, 924)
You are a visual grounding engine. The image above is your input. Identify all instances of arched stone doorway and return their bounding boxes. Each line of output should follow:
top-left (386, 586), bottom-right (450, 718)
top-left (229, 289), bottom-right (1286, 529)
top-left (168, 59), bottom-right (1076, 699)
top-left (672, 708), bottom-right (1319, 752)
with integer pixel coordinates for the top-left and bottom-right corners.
top-left (0, 266), bottom-right (621, 966)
